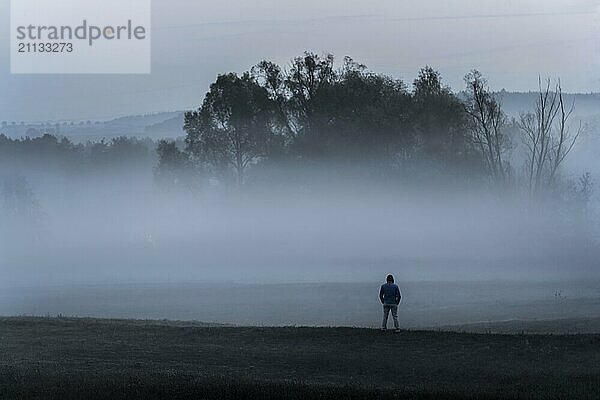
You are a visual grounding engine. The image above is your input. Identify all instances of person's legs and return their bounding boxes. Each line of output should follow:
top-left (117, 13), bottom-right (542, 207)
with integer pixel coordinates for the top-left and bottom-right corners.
top-left (390, 305), bottom-right (399, 329)
top-left (382, 305), bottom-right (390, 329)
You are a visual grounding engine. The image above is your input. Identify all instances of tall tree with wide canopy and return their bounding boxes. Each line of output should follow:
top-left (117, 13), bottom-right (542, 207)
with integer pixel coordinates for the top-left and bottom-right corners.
top-left (184, 72), bottom-right (274, 187)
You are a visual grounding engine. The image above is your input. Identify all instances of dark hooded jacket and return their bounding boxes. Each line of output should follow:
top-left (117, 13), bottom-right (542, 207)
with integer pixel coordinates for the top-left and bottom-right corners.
top-left (379, 283), bottom-right (401, 305)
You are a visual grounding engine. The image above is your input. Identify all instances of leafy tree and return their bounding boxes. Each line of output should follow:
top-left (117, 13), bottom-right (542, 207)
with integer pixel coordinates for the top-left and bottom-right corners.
top-left (155, 140), bottom-right (196, 188)
top-left (108, 136), bottom-right (150, 165)
top-left (312, 57), bottom-right (412, 161)
top-left (185, 72), bottom-right (274, 187)
top-left (251, 60), bottom-right (292, 140)
top-left (254, 54), bottom-right (413, 163)
top-left (412, 66), bottom-right (469, 168)
top-left (285, 52), bottom-right (336, 136)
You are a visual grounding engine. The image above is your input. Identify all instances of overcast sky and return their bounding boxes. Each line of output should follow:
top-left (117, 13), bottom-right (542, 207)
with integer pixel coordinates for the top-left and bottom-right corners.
top-left (1, 0), bottom-right (599, 122)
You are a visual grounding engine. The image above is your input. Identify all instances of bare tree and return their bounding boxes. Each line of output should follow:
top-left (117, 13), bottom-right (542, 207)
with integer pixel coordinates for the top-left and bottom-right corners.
top-left (464, 70), bottom-right (510, 185)
top-left (517, 78), bottom-right (582, 195)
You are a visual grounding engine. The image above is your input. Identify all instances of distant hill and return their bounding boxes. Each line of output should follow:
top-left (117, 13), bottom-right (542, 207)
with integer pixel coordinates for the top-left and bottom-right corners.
top-left (144, 114), bottom-right (185, 137)
top-left (493, 91), bottom-right (600, 118)
top-left (1, 92), bottom-right (599, 142)
top-left (0, 112), bottom-right (185, 143)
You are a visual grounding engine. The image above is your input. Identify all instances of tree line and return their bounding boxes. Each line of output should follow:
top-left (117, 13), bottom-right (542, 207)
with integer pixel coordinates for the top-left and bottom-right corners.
top-left (0, 133), bottom-right (155, 173)
top-left (154, 52), bottom-right (585, 197)
top-left (0, 52), bottom-right (589, 199)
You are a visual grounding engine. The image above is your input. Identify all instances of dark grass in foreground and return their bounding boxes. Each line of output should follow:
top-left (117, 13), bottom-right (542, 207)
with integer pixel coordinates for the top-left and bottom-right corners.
top-left (1, 317), bottom-right (599, 399)
top-left (435, 317), bottom-right (600, 334)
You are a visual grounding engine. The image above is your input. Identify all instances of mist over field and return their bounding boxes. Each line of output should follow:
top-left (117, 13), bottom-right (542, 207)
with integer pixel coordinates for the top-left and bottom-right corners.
top-left (1, 52), bottom-right (599, 327)
top-left (0, 168), bottom-right (597, 287)
top-left (1, 149), bottom-right (599, 327)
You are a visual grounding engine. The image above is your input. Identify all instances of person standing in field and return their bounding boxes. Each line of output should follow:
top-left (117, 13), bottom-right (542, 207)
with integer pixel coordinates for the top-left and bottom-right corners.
top-left (379, 274), bottom-right (401, 331)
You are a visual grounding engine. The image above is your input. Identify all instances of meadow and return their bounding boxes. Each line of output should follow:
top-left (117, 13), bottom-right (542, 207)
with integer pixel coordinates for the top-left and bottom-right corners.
top-left (1, 316), bottom-right (599, 399)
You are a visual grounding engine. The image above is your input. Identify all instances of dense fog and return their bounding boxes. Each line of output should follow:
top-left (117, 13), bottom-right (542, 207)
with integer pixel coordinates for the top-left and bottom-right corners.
top-left (1, 55), bottom-right (599, 325)
top-left (1, 159), bottom-right (597, 288)
top-left (1, 155), bottom-right (598, 326)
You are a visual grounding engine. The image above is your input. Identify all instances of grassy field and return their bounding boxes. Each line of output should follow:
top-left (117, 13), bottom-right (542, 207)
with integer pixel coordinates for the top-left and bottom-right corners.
top-left (1, 317), bottom-right (599, 399)
top-left (437, 317), bottom-right (600, 334)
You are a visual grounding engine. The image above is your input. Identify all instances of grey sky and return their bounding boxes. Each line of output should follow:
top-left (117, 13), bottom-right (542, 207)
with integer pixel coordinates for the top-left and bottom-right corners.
top-left (1, 0), bottom-right (599, 122)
